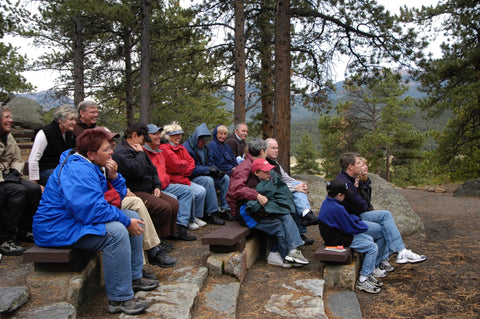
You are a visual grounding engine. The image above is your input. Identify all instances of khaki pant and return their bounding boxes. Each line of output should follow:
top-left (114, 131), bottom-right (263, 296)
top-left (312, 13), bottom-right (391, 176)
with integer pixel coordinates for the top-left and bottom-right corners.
top-left (122, 196), bottom-right (160, 264)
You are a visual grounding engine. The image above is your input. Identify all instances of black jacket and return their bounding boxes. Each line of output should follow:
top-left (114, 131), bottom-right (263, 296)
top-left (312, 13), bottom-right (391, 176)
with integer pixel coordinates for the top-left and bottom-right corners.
top-left (112, 138), bottom-right (162, 193)
top-left (39, 120), bottom-right (76, 171)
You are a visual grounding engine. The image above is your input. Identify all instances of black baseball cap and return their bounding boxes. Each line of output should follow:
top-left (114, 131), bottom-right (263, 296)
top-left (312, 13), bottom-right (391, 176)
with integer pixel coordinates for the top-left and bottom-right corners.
top-left (129, 122), bottom-right (152, 142)
top-left (327, 179), bottom-right (353, 197)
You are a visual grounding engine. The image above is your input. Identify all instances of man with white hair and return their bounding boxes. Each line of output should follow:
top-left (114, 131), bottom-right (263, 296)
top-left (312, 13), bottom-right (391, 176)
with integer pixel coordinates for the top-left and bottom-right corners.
top-left (73, 100), bottom-right (99, 136)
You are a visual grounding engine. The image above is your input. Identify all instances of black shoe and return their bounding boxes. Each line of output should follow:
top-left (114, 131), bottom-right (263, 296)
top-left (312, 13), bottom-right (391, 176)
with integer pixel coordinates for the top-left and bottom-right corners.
top-left (175, 225), bottom-right (197, 241)
top-left (158, 240), bottom-right (173, 253)
top-left (204, 212), bottom-right (225, 225)
top-left (108, 298), bottom-right (149, 315)
top-left (300, 234), bottom-right (314, 246)
top-left (149, 250), bottom-right (178, 268)
top-left (299, 210), bottom-right (319, 226)
top-left (17, 231), bottom-right (34, 243)
top-left (142, 270), bottom-right (158, 280)
top-left (132, 277), bottom-right (159, 292)
top-left (220, 208), bottom-right (235, 221)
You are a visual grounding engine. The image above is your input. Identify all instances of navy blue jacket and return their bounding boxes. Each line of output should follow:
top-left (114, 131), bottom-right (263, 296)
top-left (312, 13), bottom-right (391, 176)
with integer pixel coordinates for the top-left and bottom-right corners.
top-left (208, 125), bottom-right (237, 176)
top-left (183, 123), bottom-right (214, 178)
top-left (336, 171), bottom-right (369, 216)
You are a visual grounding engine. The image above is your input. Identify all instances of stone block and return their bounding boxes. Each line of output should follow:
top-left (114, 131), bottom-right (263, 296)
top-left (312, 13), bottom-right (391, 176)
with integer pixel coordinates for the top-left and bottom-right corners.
top-left (206, 255), bottom-right (224, 277)
top-left (244, 236), bottom-right (260, 269)
top-left (323, 253), bottom-right (360, 291)
top-left (14, 302), bottom-right (76, 319)
top-left (0, 286), bottom-right (29, 314)
top-left (26, 257), bottom-right (101, 310)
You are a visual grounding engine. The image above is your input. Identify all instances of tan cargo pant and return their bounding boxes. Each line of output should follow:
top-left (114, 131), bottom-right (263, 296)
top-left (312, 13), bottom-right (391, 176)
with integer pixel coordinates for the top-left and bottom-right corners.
top-left (121, 196), bottom-right (160, 264)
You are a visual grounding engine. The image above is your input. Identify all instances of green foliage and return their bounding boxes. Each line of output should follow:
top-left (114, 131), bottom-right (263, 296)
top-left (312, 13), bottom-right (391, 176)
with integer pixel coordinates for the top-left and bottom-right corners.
top-left (0, 2), bottom-right (32, 101)
top-left (415, 0), bottom-right (480, 180)
top-left (318, 68), bottom-right (426, 184)
top-left (292, 134), bottom-right (322, 175)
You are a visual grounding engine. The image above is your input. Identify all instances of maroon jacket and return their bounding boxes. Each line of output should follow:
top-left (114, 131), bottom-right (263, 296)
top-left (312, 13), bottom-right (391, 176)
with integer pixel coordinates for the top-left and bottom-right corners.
top-left (226, 154), bottom-right (260, 215)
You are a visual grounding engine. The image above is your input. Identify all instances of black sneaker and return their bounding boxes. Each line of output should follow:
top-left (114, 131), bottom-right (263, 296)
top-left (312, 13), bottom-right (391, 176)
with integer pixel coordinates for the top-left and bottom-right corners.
top-left (204, 212), bottom-right (225, 225)
top-left (175, 225), bottom-right (197, 241)
top-left (0, 240), bottom-right (25, 256)
top-left (149, 250), bottom-right (178, 268)
top-left (219, 208), bottom-right (235, 221)
top-left (132, 277), bottom-right (159, 292)
top-left (299, 210), bottom-right (319, 226)
top-left (142, 269), bottom-right (158, 280)
top-left (158, 240), bottom-right (173, 253)
top-left (108, 298), bottom-right (149, 315)
top-left (300, 234), bottom-right (314, 246)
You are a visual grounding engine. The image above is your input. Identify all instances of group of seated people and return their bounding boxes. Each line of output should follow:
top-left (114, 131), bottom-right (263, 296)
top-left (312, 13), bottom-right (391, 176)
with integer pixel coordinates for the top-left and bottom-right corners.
top-left (0, 99), bottom-right (427, 313)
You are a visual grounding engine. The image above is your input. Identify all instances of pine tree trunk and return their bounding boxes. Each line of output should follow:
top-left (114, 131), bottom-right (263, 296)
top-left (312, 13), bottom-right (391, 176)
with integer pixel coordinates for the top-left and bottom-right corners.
top-left (259, 0), bottom-right (274, 139)
top-left (73, 14), bottom-right (85, 106)
top-left (274, 0), bottom-right (291, 173)
top-left (140, 0), bottom-right (151, 123)
top-left (234, 0), bottom-right (246, 124)
top-left (124, 30), bottom-right (134, 126)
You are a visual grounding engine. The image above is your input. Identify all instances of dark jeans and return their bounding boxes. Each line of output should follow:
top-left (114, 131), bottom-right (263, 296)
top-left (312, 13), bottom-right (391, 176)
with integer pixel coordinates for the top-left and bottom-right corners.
top-left (0, 180), bottom-right (42, 243)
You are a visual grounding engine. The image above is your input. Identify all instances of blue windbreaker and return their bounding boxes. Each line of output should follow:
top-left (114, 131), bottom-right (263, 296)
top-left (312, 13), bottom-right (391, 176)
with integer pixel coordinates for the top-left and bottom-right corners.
top-left (33, 150), bottom-right (129, 247)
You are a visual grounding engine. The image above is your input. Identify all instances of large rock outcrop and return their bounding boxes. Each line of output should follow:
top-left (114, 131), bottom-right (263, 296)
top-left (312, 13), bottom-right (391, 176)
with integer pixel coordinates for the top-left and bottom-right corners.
top-left (453, 178), bottom-right (480, 197)
top-left (293, 173), bottom-right (425, 238)
top-left (6, 97), bottom-right (43, 130)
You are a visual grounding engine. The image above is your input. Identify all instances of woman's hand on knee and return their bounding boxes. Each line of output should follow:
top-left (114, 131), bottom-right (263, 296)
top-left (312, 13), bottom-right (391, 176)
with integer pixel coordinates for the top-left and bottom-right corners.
top-left (127, 218), bottom-right (145, 236)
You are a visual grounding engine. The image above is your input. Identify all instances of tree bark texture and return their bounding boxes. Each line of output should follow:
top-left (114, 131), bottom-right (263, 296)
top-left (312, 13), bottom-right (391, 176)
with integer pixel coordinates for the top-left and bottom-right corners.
top-left (73, 14), bottom-right (85, 106)
top-left (140, 0), bottom-right (151, 123)
top-left (259, 0), bottom-right (274, 139)
top-left (234, 0), bottom-right (246, 124)
top-left (123, 30), bottom-right (134, 126)
top-left (274, 0), bottom-right (291, 173)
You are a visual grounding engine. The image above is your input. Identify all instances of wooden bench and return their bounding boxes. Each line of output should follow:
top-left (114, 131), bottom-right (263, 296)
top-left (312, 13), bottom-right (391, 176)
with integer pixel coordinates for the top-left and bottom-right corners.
top-left (314, 243), bottom-right (353, 264)
top-left (201, 221), bottom-right (253, 253)
top-left (23, 245), bottom-right (96, 272)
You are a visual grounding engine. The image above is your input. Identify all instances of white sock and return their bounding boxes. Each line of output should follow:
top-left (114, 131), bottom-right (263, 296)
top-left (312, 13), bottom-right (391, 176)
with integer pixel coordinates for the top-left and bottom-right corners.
top-left (359, 275), bottom-right (368, 282)
top-left (302, 209), bottom-right (310, 217)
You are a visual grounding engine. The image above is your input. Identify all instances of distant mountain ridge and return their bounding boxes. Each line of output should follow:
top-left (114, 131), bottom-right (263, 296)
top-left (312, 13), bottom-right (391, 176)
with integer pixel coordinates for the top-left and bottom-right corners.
top-left (19, 91), bottom-right (73, 111)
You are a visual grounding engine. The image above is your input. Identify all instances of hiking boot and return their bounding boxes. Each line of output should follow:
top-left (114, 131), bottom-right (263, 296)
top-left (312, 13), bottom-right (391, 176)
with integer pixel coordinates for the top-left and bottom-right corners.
top-left (355, 279), bottom-right (381, 294)
top-left (379, 259), bottom-right (395, 272)
top-left (368, 275), bottom-right (384, 287)
top-left (158, 240), bottom-right (173, 253)
top-left (142, 270), bottom-right (157, 280)
top-left (204, 212), bottom-right (225, 225)
top-left (284, 249), bottom-right (309, 265)
top-left (108, 298), bottom-right (149, 315)
top-left (148, 249), bottom-right (178, 268)
top-left (267, 252), bottom-right (303, 268)
top-left (372, 267), bottom-right (387, 278)
top-left (188, 222), bottom-right (199, 231)
top-left (0, 240), bottom-right (25, 256)
top-left (132, 277), bottom-right (159, 292)
top-left (219, 208), bottom-right (235, 221)
top-left (299, 210), bottom-right (319, 226)
top-left (175, 224), bottom-right (197, 241)
top-left (300, 234), bottom-right (314, 246)
top-left (396, 249), bottom-right (427, 264)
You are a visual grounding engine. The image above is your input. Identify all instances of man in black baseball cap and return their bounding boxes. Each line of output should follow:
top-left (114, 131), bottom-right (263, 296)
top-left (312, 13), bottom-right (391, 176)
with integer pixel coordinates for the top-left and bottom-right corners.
top-left (128, 122), bottom-right (152, 143)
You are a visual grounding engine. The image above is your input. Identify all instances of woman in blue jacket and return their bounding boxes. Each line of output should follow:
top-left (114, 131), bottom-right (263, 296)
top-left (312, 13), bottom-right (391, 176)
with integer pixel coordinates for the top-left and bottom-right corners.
top-left (33, 129), bottom-right (156, 315)
top-left (208, 125), bottom-right (238, 176)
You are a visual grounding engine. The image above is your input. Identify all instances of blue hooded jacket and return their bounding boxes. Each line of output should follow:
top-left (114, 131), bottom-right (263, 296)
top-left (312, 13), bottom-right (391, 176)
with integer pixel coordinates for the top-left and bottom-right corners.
top-left (183, 123), bottom-right (214, 178)
top-left (208, 125), bottom-right (237, 176)
top-left (33, 149), bottom-right (129, 247)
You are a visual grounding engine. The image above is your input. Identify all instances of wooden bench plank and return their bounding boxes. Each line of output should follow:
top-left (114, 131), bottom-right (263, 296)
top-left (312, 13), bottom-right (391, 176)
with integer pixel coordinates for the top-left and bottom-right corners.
top-left (314, 244), bottom-right (353, 264)
top-left (202, 222), bottom-right (252, 246)
top-left (23, 246), bottom-right (75, 263)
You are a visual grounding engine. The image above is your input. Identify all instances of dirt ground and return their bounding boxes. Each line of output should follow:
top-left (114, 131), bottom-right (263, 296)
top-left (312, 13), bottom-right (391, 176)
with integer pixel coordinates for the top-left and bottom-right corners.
top-left (2, 186), bottom-right (479, 318)
top-left (353, 188), bottom-right (480, 318)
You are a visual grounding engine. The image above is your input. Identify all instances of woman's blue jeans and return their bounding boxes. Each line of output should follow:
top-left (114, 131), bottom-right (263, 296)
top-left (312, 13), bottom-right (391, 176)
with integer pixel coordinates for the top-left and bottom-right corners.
top-left (71, 209), bottom-right (143, 301)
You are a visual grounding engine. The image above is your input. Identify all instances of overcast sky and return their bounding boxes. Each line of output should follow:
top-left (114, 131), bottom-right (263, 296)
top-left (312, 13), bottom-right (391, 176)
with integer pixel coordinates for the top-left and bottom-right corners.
top-left (6, 0), bottom-right (441, 92)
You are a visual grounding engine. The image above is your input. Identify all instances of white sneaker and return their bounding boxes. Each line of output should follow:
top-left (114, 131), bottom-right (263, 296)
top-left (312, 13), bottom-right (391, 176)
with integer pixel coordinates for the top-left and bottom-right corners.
top-left (188, 222), bottom-right (199, 231)
top-left (194, 217), bottom-right (207, 227)
top-left (284, 249), bottom-right (310, 265)
top-left (267, 252), bottom-right (302, 268)
top-left (372, 267), bottom-right (387, 278)
top-left (396, 249), bottom-right (427, 264)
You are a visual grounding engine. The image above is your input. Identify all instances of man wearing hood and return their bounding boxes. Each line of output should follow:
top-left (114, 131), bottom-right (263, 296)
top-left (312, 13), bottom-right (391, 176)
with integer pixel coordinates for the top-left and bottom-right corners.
top-left (183, 123), bottom-right (231, 224)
